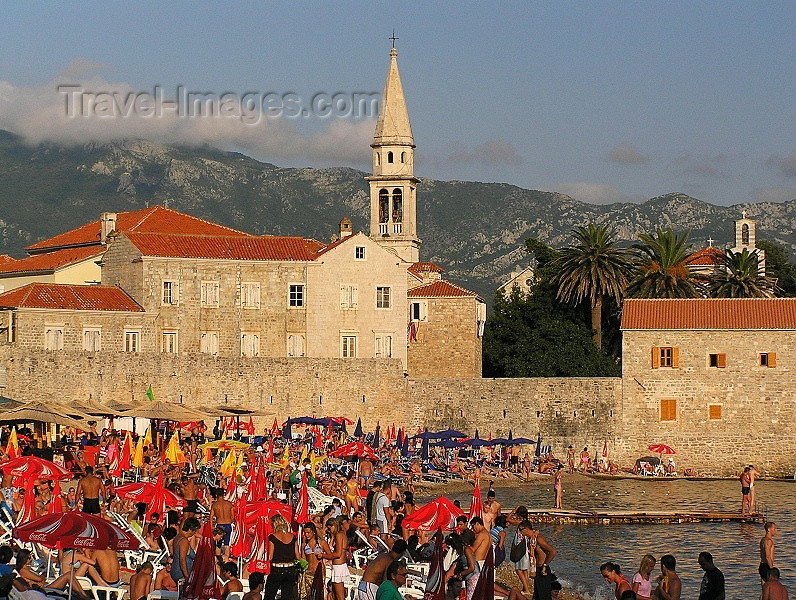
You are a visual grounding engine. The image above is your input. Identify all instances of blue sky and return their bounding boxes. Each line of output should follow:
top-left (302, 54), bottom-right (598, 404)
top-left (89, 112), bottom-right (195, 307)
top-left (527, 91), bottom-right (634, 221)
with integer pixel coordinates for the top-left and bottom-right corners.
top-left (0, 1), bottom-right (794, 206)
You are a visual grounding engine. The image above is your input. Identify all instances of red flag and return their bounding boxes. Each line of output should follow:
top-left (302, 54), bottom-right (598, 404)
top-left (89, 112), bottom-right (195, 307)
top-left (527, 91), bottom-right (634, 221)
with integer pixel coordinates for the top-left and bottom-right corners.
top-left (602, 440), bottom-right (608, 457)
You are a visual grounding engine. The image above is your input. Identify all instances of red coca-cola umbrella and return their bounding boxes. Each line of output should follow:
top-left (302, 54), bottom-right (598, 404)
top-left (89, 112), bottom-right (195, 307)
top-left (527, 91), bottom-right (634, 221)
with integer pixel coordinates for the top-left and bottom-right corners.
top-left (48, 481), bottom-right (65, 515)
top-left (115, 473), bottom-right (186, 521)
top-left (328, 441), bottom-right (378, 461)
top-left (0, 456), bottom-right (72, 484)
top-left (229, 490), bottom-right (249, 558)
top-left (648, 443), bottom-right (675, 455)
top-left (15, 510), bottom-right (139, 549)
top-left (402, 496), bottom-right (463, 532)
top-left (422, 528), bottom-right (445, 600)
top-left (186, 521), bottom-right (220, 600)
top-left (294, 471), bottom-right (310, 526)
top-left (244, 501), bottom-right (293, 574)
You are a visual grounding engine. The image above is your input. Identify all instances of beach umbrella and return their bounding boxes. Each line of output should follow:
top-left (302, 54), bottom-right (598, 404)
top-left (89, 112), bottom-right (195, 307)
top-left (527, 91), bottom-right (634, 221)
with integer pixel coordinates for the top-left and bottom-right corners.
top-left (245, 502), bottom-right (293, 574)
top-left (111, 435), bottom-right (132, 478)
top-left (402, 496), bottom-right (463, 531)
top-left (16, 480), bottom-right (36, 524)
top-left (0, 456), bottom-right (72, 483)
top-left (121, 400), bottom-right (209, 422)
top-left (474, 429), bottom-right (480, 439)
top-left (423, 528), bottom-right (445, 600)
top-left (329, 441), bottom-right (378, 461)
top-left (471, 545), bottom-right (495, 600)
top-left (115, 473), bottom-right (187, 521)
top-left (511, 437), bottom-right (536, 445)
top-left (270, 418), bottom-right (281, 437)
top-left (131, 434), bottom-right (145, 468)
top-left (0, 401), bottom-right (89, 429)
top-left (535, 433), bottom-right (542, 458)
top-left (468, 435), bottom-right (492, 448)
top-left (353, 417), bottom-right (363, 438)
top-left (508, 430), bottom-right (514, 441)
top-left (421, 436), bottom-right (430, 461)
top-left (229, 491), bottom-right (249, 558)
top-left (413, 428), bottom-right (436, 440)
top-left (186, 521), bottom-right (220, 600)
top-left (648, 443), bottom-right (675, 456)
top-left (468, 480), bottom-right (483, 520)
top-left (198, 439), bottom-right (250, 451)
top-left (266, 437), bottom-right (275, 463)
top-left (5, 427), bottom-right (19, 459)
top-left (294, 471), bottom-right (310, 525)
top-left (165, 432), bottom-right (186, 464)
top-left (372, 423), bottom-right (381, 449)
top-left (401, 435), bottom-right (411, 458)
top-left (433, 429), bottom-right (467, 439)
top-left (283, 417), bottom-right (292, 440)
top-left (432, 439), bottom-right (467, 449)
top-left (309, 560), bottom-right (325, 600)
top-left (224, 476), bottom-right (237, 503)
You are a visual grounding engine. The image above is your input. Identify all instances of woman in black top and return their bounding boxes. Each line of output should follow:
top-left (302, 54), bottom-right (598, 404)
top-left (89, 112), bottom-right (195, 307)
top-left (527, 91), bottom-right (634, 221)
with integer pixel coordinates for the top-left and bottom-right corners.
top-left (265, 514), bottom-right (300, 600)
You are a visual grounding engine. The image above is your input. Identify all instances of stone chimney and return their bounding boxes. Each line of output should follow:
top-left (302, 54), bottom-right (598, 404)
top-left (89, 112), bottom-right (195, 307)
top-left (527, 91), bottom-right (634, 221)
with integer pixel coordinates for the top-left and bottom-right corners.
top-left (100, 212), bottom-right (117, 245)
top-left (339, 217), bottom-right (353, 239)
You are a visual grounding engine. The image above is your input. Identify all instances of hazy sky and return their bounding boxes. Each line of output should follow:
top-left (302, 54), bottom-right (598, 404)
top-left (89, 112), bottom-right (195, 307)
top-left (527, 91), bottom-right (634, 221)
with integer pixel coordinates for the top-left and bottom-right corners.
top-left (0, 1), bottom-right (794, 206)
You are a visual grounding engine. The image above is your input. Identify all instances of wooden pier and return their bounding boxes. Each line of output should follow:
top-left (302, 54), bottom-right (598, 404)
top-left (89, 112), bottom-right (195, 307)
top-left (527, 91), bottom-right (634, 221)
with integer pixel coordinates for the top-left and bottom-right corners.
top-left (523, 508), bottom-right (764, 525)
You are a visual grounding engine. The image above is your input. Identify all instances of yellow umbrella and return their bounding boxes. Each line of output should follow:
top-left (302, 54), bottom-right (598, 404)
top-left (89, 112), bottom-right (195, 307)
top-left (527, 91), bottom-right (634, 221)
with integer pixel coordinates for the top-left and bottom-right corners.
top-left (310, 453), bottom-right (326, 477)
top-left (132, 435), bottom-right (145, 468)
top-left (165, 432), bottom-right (185, 464)
top-left (198, 440), bottom-right (250, 451)
top-left (279, 444), bottom-right (290, 467)
top-left (219, 450), bottom-right (237, 477)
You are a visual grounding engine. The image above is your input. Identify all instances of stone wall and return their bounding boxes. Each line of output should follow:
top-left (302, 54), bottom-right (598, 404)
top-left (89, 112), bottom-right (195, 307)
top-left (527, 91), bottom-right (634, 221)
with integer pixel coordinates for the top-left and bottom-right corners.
top-left (408, 296), bottom-right (483, 378)
top-left (621, 329), bottom-right (796, 476)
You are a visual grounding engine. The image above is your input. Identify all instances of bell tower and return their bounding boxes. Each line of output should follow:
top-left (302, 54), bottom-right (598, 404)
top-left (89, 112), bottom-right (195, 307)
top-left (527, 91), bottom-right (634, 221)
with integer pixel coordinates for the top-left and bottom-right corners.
top-left (731, 210), bottom-right (766, 275)
top-left (367, 45), bottom-right (421, 263)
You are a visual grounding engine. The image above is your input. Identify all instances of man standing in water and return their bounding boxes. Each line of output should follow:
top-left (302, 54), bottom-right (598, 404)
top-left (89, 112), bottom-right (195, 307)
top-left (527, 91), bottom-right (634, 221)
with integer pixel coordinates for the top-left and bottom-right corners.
top-left (697, 552), bottom-right (724, 600)
top-left (762, 568), bottom-right (790, 600)
top-left (654, 554), bottom-right (681, 600)
top-left (760, 522), bottom-right (777, 582)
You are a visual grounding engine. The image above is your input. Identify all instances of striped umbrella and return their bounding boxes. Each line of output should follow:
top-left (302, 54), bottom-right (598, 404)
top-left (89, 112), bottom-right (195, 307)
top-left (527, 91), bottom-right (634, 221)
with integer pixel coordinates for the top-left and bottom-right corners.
top-left (0, 456), bottom-right (72, 484)
top-left (402, 496), bottom-right (463, 532)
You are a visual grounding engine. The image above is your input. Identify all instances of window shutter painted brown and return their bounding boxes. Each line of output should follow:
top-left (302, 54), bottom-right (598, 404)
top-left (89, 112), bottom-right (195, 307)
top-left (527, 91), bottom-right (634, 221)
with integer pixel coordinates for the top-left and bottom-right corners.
top-left (651, 347), bottom-right (660, 368)
top-left (672, 347), bottom-right (680, 368)
top-left (717, 353), bottom-right (726, 368)
top-left (768, 352), bottom-right (777, 367)
top-left (660, 398), bottom-right (677, 421)
top-left (709, 405), bottom-right (722, 420)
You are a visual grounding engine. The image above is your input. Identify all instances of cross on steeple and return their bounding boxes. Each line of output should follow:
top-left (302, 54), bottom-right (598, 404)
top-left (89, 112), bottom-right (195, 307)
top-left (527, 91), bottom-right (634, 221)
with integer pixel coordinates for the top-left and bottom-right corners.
top-left (742, 209), bottom-right (747, 219)
top-left (707, 237), bottom-right (714, 247)
top-left (389, 30), bottom-right (399, 48)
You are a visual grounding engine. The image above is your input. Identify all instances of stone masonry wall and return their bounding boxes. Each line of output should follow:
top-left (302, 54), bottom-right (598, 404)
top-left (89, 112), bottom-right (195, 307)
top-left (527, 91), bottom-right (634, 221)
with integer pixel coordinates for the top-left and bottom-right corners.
top-left (408, 297), bottom-right (482, 378)
top-left (621, 329), bottom-right (796, 476)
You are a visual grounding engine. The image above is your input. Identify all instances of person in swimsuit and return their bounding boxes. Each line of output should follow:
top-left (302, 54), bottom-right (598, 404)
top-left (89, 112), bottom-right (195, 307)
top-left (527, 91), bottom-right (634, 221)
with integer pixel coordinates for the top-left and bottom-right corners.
top-left (601, 562), bottom-right (631, 600)
top-left (265, 514), bottom-right (300, 600)
top-left (171, 517), bottom-right (201, 584)
top-left (359, 540), bottom-right (408, 600)
top-left (324, 518), bottom-right (351, 600)
top-left (129, 561), bottom-right (153, 600)
top-left (300, 522), bottom-right (329, 600)
top-left (631, 554), bottom-right (656, 600)
top-left (740, 467), bottom-right (752, 515)
top-left (553, 468), bottom-right (563, 509)
top-left (76, 466), bottom-right (106, 515)
top-left (760, 521), bottom-right (777, 582)
top-left (580, 447), bottom-right (590, 472)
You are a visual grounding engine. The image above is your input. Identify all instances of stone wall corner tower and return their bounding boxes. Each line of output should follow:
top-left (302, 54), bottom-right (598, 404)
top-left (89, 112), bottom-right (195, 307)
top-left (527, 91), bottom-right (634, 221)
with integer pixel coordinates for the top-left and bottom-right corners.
top-left (367, 46), bottom-right (421, 264)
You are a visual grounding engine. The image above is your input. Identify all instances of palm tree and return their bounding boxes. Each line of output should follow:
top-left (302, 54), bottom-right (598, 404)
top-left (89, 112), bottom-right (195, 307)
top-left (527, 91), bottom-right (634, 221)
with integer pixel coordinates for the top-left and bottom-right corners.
top-left (708, 248), bottom-right (778, 297)
top-left (626, 227), bottom-right (700, 298)
top-left (554, 223), bottom-right (634, 348)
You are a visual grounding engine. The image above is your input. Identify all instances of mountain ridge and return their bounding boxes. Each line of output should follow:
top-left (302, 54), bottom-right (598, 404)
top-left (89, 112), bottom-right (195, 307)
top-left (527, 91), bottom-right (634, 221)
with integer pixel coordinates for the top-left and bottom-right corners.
top-left (1, 130), bottom-right (794, 302)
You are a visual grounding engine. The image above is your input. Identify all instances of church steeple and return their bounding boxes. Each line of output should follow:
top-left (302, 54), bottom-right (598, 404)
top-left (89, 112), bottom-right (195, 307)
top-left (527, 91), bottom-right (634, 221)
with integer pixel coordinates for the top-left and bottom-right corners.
top-left (368, 45), bottom-right (420, 264)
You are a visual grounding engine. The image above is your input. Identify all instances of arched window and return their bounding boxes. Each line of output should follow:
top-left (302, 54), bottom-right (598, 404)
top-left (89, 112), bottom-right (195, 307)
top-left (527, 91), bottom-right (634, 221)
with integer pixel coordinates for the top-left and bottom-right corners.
top-left (392, 188), bottom-right (403, 223)
top-left (400, 151), bottom-right (406, 163)
top-left (375, 152), bottom-right (380, 166)
top-left (387, 151), bottom-right (394, 164)
top-left (742, 223), bottom-right (750, 245)
top-left (379, 189), bottom-right (389, 223)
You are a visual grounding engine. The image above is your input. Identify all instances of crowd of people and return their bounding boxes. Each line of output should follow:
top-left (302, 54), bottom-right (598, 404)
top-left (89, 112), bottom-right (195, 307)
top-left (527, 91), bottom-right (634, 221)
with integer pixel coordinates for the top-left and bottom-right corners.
top-left (0, 420), bottom-right (788, 600)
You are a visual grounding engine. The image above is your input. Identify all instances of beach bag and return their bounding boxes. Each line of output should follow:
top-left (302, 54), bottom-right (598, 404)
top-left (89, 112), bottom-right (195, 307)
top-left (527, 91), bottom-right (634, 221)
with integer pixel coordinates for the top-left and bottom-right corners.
top-left (494, 544), bottom-right (506, 567)
top-left (509, 535), bottom-right (526, 563)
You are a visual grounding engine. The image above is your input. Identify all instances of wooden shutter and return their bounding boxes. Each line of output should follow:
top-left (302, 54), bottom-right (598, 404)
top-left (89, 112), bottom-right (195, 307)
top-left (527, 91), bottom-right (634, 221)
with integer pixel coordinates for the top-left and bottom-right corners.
top-left (672, 347), bottom-right (680, 368)
top-left (709, 405), bottom-right (722, 420)
top-left (768, 352), bottom-right (777, 367)
top-left (717, 353), bottom-right (726, 368)
top-left (651, 347), bottom-right (660, 368)
top-left (660, 398), bottom-right (676, 421)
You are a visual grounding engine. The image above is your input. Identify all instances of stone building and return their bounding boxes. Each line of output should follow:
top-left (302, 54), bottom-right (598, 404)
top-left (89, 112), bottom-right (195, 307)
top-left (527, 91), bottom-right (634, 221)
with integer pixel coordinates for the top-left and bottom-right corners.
top-left (0, 46), bottom-right (485, 378)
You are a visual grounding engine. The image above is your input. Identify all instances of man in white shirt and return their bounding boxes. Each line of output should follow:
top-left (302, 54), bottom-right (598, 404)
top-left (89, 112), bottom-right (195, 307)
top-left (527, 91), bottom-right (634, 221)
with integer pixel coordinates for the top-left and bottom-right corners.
top-left (374, 480), bottom-right (394, 539)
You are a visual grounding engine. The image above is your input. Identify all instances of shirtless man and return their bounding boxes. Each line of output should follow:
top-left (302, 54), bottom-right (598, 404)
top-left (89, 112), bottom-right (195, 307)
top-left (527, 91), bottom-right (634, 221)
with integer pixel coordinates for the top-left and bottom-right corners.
top-left (654, 554), bottom-right (681, 600)
top-left (181, 476), bottom-right (199, 517)
top-left (210, 488), bottom-right (234, 558)
top-left (129, 561), bottom-right (153, 600)
top-left (323, 518), bottom-right (351, 600)
top-left (740, 467), bottom-right (752, 515)
top-left (517, 520), bottom-right (557, 600)
top-left (243, 571), bottom-right (264, 600)
top-left (762, 568), bottom-right (790, 600)
top-left (760, 522), bottom-right (777, 582)
top-left (482, 490), bottom-right (501, 532)
top-left (88, 548), bottom-right (121, 587)
top-left (749, 464), bottom-right (762, 514)
top-left (359, 539), bottom-right (408, 600)
top-left (220, 562), bottom-right (243, 600)
top-left (360, 459), bottom-right (374, 488)
top-left (566, 446), bottom-right (576, 473)
top-left (470, 517), bottom-right (491, 590)
top-left (76, 466), bottom-right (106, 515)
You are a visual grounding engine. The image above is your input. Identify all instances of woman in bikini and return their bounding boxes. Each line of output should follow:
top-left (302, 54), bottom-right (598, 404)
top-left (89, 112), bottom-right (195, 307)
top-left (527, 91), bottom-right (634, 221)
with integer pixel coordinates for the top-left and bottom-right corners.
top-left (601, 561), bottom-right (632, 600)
top-left (299, 522), bottom-right (330, 600)
top-left (344, 471), bottom-right (360, 516)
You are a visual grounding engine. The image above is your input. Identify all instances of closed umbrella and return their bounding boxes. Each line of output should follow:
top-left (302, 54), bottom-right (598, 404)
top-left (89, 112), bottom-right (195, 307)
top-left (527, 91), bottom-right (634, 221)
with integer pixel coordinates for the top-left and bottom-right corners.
top-left (421, 437), bottom-right (430, 461)
top-left (294, 471), bottom-right (310, 525)
top-left (468, 480), bottom-right (483, 520)
top-left (471, 545), bottom-right (495, 600)
top-left (353, 417), bottom-right (363, 438)
top-left (372, 424), bottom-right (381, 449)
top-left (283, 417), bottom-right (292, 440)
top-left (186, 521), bottom-right (220, 600)
top-left (49, 481), bottom-right (65, 514)
top-left (423, 528), bottom-right (445, 600)
top-left (309, 560), bottom-right (325, 600)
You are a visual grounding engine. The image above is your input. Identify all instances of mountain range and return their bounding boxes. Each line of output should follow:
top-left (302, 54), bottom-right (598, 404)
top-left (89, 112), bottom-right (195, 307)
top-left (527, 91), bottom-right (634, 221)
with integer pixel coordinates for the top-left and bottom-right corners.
top-left (1, 129), bottom-right (794, 303)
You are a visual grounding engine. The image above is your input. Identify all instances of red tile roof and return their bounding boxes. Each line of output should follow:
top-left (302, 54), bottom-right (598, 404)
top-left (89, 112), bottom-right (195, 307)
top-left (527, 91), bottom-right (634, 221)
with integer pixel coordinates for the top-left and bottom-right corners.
top-left (621, 298), bottom-right (796, 330)
top-left (0, 283), bottom-right (144, 312)
top-left (408, 280), bottom-right (482, 300)
top-left (125, 232), bottom-right (325, 261)
top-left (688, 247), bottom-right (724, 266)
top-left (408, 262), bottom-right (445, 277)
top-left (26, 206), bottom-right (250, 253)
top-left (0, 246), bottom-right (104, 275)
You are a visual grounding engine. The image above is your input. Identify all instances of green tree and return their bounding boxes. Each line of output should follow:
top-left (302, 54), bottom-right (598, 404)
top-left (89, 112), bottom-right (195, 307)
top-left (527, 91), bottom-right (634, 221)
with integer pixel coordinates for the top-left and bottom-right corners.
top-left (626, 227), bottom-right (700, 298)
top-left (756, 240), bottom-right (796, 297)
top-left (483, 239), bottom-right (620, 378)
top-left (708, 248), bottom-right (778, 298)
top-left (553, 224), bottom-right (634, 349)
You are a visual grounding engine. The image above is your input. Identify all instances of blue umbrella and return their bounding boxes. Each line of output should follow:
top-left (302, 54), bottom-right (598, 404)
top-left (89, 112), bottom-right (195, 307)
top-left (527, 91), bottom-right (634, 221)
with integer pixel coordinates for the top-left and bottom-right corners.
top-left (412, 428), bottom-right (436, 440)
top-left (283, 417), bottom-right (292, 440)
top-left (372, 424), bottom-right (381, 449)
top-left (490, 437), bottom-right (511, 445)
top-left (434, 429), bottom-right (467, 439)
top-left (534, 433), bottom-right (542, 458)
top-left (433, 439), bottom-right (467, 448)
top-left (401, 435), bottom-right (410, 457)
top-left (508, 430), bottom-right (514, 441)
top-left (421, 436), bottom-right (430, 460)
top-left (354, 418), bottom-right (363, 438)
top-left (468, 436), bottom-right (493, 448)
top-left (512, 437), bottom-right (536, 445)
